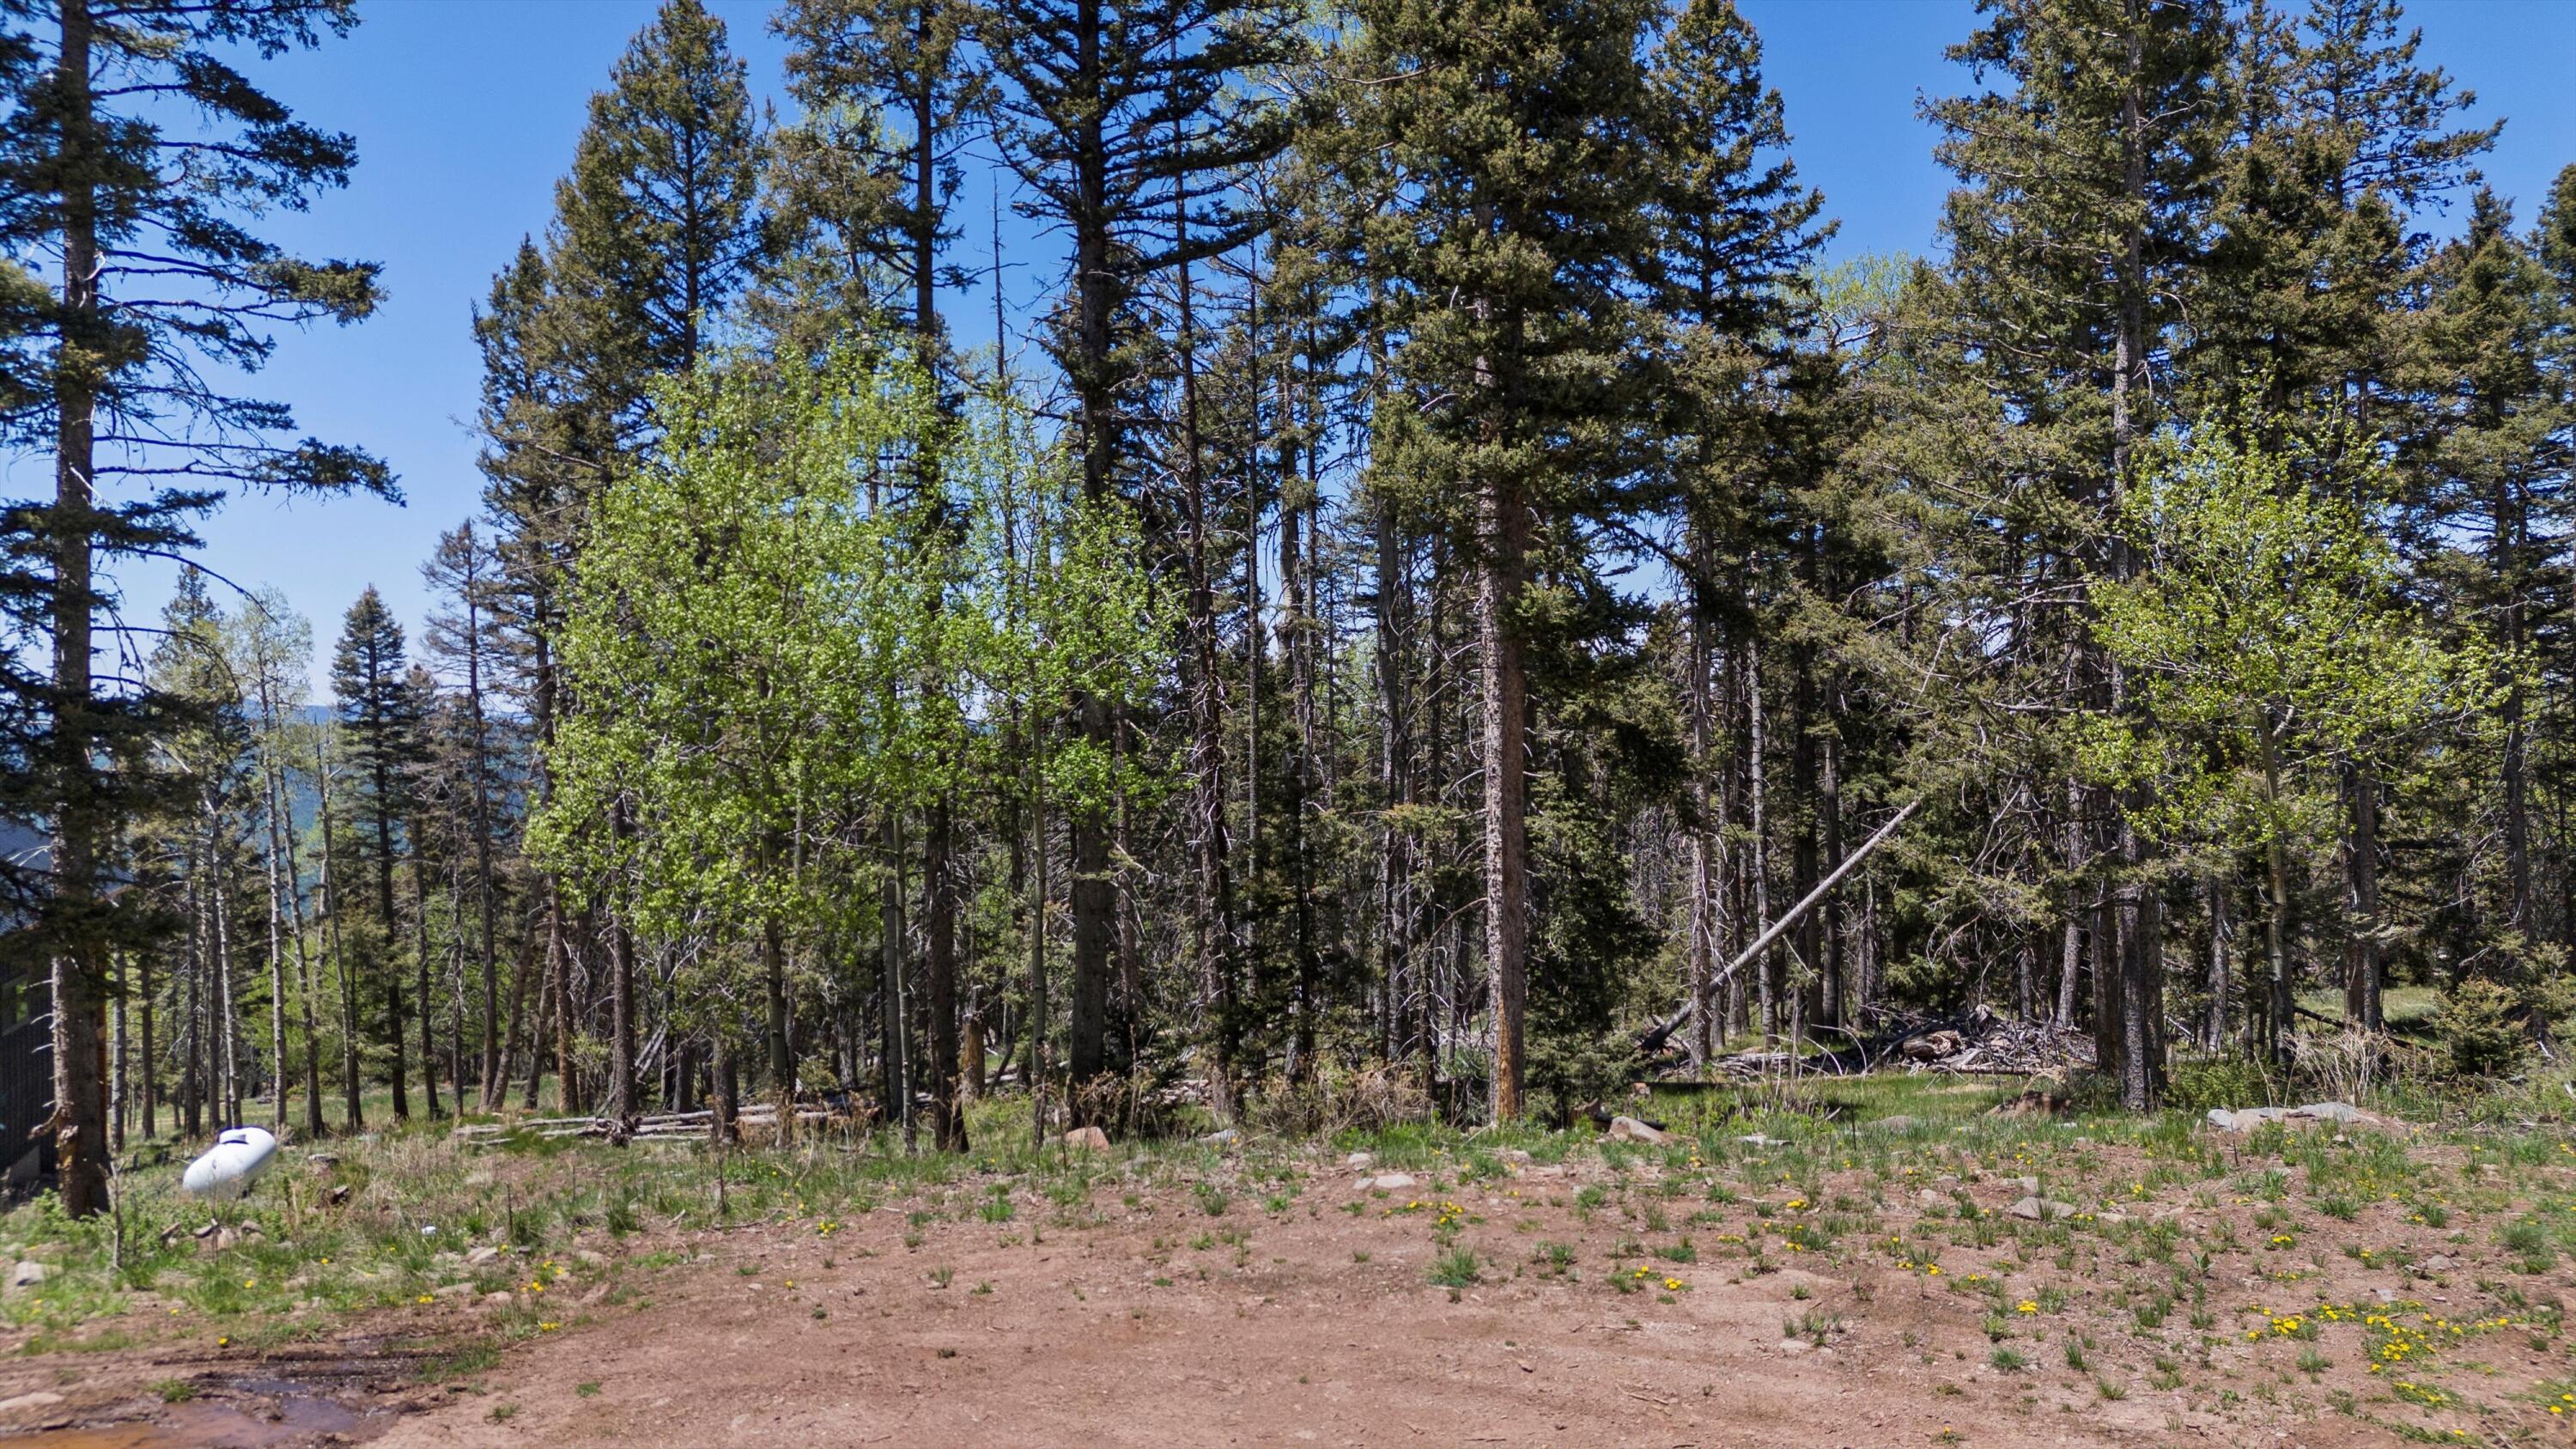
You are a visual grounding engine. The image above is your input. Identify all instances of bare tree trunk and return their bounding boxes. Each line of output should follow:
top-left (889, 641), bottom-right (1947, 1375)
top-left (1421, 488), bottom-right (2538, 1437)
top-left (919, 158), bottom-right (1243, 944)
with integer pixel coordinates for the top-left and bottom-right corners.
top-left (881, 813), bottom-right (911, 1144)
top-left (2206, 874), bottom-right (2231, 1052)
top-left (2342, 764), bottom-right (2384, 1029)
top-left (45, 0), bottom-right (111, 1213)
top-left (925, 797), bottom-right (967, 1151)
top-left (1477, 407), bottom-right (1529, 1124)
top-left (316, 731), bottom-right (363, 1129)
top-left (411, 837), bottom-right (440, 1117)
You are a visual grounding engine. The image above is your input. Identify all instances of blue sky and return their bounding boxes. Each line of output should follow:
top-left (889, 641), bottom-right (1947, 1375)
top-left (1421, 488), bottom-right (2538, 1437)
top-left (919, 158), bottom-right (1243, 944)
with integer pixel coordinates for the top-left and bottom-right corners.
top-left (82, 0), bottom-right (2576, 693)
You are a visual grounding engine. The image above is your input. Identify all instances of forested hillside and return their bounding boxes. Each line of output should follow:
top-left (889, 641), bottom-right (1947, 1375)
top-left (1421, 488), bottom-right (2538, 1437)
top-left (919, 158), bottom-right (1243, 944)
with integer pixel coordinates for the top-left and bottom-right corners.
top-left (10, 0), bottom-right (2576, 1215)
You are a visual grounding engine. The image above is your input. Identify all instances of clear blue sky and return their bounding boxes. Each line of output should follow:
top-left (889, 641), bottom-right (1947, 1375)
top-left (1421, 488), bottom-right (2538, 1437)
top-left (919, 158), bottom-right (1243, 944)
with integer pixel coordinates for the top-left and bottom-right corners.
top-left (96, 0), bottom-right (2576, 694)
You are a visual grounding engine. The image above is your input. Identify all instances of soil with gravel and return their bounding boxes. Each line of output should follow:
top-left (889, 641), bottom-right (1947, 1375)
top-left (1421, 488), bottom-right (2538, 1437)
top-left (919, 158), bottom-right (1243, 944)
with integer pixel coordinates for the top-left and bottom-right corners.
top-left (0, 1131), bottom-right (2565, 1447)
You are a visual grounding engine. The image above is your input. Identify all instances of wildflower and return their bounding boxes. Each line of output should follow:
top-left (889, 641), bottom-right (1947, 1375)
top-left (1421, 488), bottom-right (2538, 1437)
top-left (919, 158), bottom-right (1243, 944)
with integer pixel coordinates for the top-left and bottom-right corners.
top-left (538, 1321), bottom-right (561, 1332)
top-left (416, 1294), bottom-right (435, 1305)
top-left (2015, 1301), bottom-right (2037, 1314)
top-left (1664, 1279), bottom-right (1684, 1291)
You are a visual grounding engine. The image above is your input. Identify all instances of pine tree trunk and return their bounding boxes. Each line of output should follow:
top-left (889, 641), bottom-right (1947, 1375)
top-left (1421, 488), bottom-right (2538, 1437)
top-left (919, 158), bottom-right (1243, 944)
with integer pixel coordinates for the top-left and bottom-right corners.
top-left (1477, 414), bottom-right (1529, 1124)
top-left (411, 839), bottom-right (439, 1117)
top-left (317, 734), bottom-right (363, 1129)
top-left (45, 0), bottom-right (110, 1213)
top-left (2342, 764), bottom-right (2383, 1028)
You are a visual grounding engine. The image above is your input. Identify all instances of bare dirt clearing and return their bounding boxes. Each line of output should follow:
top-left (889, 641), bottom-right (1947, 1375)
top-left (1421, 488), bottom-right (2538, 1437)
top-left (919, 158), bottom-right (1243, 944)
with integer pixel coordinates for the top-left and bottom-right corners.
top-left (3, 1102), bottom-right (2572, 1446)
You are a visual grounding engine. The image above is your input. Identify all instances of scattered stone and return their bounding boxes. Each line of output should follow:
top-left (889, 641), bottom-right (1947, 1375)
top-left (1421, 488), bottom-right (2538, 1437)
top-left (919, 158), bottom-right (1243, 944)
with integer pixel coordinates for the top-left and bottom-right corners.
top-left (2007, 1196), bottom-right (2083, 1221)
top-left (1365, 1172), bottom-right (1419, 1192)
top-left (0, 1391), bottom-right (64, 1415)
top-left (465, 1246), bottom-right (501, 1266)
top-left (574, 1249), bottom-right (610, 1269)
top-left (323, 1184), bottom-right (353, 1207)
top-left (2422, 1255), bottom-right (2454, 1275)
top-left (1342, 1152), bottom-right (1374, 1170)
top-left (1917, 1190), bottom-right (1945, 1206)
top-left (1608, 1116), bottom-right (1669, 1145)
top-left (8, 1261), bottom-right (46, 1290)
top-left (1063, 1126), bottom-right (1110, 1153)
top-left (1198, 1129), bottom-right (1239, 1147)
top-left (431, 1283), bottom-right (475, 1301)
top-left (1738, 1133), bottom-right (1787, 1148)
top-left (1776, 1339), bottom-right (1813, 1356)
top-left (1499, 1148), bottom-right (1534, 1166)
top-left (2207, 1101), bottom-right (2370, 1133)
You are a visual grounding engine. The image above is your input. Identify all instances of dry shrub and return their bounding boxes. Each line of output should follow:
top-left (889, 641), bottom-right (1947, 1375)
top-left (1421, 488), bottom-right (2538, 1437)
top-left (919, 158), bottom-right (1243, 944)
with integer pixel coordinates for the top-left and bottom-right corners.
top-left (2290, 1026), bottom-right (2433, 1105)
top-left (1245, 1066), bottom-right (1433, 1139)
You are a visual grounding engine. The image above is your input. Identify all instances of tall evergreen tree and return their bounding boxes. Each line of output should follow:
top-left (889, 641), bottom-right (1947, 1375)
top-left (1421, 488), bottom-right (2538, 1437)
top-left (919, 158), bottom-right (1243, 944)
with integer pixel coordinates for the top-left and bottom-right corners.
top-left (0, 0), bottom-right (390, 1210)
top-left (1925, 0), bottom-right (2228, 1108)
top-left (1342, 0), bottom-right (1666, 1120)
top-left (332, 587), bottom-right (423, 1119)
top-left (983, 0), bottom-right (1295, 1102)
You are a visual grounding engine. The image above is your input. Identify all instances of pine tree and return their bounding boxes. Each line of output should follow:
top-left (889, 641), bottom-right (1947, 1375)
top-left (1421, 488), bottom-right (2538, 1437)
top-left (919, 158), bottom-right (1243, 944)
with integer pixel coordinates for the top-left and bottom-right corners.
top-left (332, 587), bottom-right (424, 1120)
top-left (1642, 0), bottom-right (1828, 1055)
top-left (1343, 0), bottom-right (1666, 1120)
top-left (983, 0), bottom-right (1296, 1103)
top-left (1925, 0), bottom-right (2228, 1108)
top-left (0, 0), bottom-right (391, 1211)
top-left (422, 523), bottom-right (511, 1109)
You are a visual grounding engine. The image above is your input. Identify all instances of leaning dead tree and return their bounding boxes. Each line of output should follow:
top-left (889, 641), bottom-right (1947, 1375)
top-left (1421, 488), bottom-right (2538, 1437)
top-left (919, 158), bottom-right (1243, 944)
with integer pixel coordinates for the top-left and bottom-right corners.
top-left (1637, 799), bottom-right (1922, 1059)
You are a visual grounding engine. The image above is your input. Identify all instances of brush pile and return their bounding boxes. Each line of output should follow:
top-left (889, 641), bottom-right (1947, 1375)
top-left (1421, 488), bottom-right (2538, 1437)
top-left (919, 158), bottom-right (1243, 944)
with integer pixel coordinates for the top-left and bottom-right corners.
top-left (1690, 1005), bottom-right (2096, 1080)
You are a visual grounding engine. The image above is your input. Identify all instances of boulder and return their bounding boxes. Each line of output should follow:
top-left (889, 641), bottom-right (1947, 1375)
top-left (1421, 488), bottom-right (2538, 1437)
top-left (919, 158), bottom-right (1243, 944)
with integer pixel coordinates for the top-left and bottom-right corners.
top-left (8, 1261), bottom-right (46, 1290)
top-left (465, 1245), bottom-right (501, 1266)
top-left (1342, 1152), bottom-right (1374, 1170)
top-left (1608, 1116), bottom-right (1670, 1145)
top-left (1063, 1126), bottom-right (1110, 1153)
top-left (1364, 1172), bottom-right (1419, 1192)
top-left (2007, 1196), bottom-right (2081, 1221)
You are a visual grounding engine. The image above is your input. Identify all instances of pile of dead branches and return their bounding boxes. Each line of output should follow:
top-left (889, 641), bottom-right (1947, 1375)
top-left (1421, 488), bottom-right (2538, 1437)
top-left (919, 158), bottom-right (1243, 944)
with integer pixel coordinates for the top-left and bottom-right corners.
top-left (1691, 1006), bottom-right (2096, 1081)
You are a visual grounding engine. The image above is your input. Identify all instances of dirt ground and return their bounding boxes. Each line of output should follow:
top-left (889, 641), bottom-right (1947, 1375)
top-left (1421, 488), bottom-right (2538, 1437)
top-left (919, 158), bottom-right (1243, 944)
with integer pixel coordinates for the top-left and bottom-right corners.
top-left (0, 1124), bottom-right (2567, 1447)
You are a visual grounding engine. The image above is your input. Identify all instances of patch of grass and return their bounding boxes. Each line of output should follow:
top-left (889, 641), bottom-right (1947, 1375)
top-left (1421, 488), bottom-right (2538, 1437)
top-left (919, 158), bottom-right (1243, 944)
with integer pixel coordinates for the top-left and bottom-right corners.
top-left (1429, 1247), bottom-right (1480, 1289)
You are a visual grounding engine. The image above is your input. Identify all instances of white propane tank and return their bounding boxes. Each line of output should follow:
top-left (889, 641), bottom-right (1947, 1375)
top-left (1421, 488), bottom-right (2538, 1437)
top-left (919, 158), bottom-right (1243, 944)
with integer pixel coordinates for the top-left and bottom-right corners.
top-left (181, 1126), bottom-right (280, 1201)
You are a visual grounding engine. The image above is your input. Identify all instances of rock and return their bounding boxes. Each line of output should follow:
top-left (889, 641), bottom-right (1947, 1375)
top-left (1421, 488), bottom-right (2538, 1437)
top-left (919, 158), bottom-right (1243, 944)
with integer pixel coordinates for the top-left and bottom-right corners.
top-left (1776, 1339), bottom-right (1813, 1356)
top-left (431, 1282), bottom-right (476, 1300)
top-left (574, 1249), bottom-right (610, 1269)
top-left (465, 1245), bottom-right (501, 1266)
top-left (1738, 1133), bottom-right (1787, 1148)
top-left (2291, 1101), bottom-right (2361, 1124)
top-left (1343, 1152), bottom-right (1374, 1170)
top-left (323, 1184), bottom-right (353, 1207)
top-left (1499, 1149), bottom-right (1534, 1166)
top-left (1608, 1116), bottom-right (1670, 1145)
top-left (1365, 1172), bottom-right (1419, 1192)
top-left (1063, 1126), bottom-right (1110, 1153)
top-left (1198, 1129), bottom-right (1239, 1147)
top-left (1874, 1116), bottom-right (1917, 1134)
top-left (1917, 1190), bottom-right (1945, 1206)
top-left (479, 1292), bottom-right (513, 1310)
top-left (2421, 1255), bottom-right (2453, 1275)
top-left (2011, 1177), bottom-right (2039, 1193)
top-left (9, 1261), bottom-right (47, 1290)
top-left (2007, 1196), bottom-right (2084, 1221)
top-left (2203, 1108), bottom-right (2236, 1131)
top-left (0, 1391), bottom-right (64, 1415)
